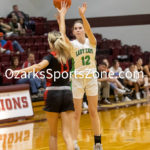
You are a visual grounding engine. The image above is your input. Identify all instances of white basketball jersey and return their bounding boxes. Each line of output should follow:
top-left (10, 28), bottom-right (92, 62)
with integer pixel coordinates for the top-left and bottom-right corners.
top-left (70, 38), bottom-right (96, 75)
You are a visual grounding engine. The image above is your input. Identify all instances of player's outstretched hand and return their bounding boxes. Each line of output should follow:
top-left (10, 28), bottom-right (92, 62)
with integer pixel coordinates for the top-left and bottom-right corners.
top-left (57, 1), bottom-right (69, 18)
top-left (79, 2), bottom-right (87, 17)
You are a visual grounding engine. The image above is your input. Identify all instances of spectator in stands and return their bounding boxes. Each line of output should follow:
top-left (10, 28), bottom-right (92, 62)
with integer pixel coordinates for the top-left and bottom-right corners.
top-left (102, 58), bottom-right (110, 68)
top-left (10, 56), bottom-right (21, 83)
top-left (9, 15), bottom-right (21, 36)
top-left (109, 59), bottom-right (131, 102)
top-left (0, 32), bottom-right (24, 54)
top-left (7, 5), bottom-right (29, 23)
top-left (143, 59), bottom-right (150, 97)
top-left (102, 58), bottom-right (131, 102)
top-left (7, 5), bottom-right (35, 32)
top-left (0, 18), bottom-right (11, 35)
top-left (124, 63), bottom-right (141, 100)
top-left (98, 62), bottom-right (111, 104)
top-left (22, 53), bottom-right (46, 93)
top-left (19, 18), bottom-right (26, 35)
top-left (135, 58), bottom-right (143, 72)
top-left (9, 14), bottom-right (26, 36)
top-left (22, 52), bottom-right (36, 68)
top-left (109, 59), bottom-right (122, 78)
top-left (144, 59), bottom-right (150, 79)
top-left (0, 32), bottom-right (13, 54)
top-left (11, 57), bottom-right (20, 69)
top-left (0, 19), bottom-right (5, 33)
top-left (135, 58), bottom-right (150, 98)
top-left (11, 56), bottom-right (43, 99)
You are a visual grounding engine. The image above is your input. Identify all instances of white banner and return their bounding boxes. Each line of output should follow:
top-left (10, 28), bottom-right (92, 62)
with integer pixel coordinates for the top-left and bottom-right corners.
top-left (0, 123), bottom-right (34, 150)
top-left (0, 90), bottom-right (34, 121)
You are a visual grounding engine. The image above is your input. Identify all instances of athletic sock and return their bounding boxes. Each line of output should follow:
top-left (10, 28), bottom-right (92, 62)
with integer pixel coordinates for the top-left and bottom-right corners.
top-left (94, 135), bottom-right (101, 145)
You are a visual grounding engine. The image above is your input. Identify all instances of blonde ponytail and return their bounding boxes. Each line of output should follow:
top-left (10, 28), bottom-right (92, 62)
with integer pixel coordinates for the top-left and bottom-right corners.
top-left (48, 31), bottom-right (71, 64)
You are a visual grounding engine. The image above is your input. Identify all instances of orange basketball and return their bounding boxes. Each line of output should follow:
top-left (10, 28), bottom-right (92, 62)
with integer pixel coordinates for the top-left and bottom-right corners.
top-left (53, 0), bottom-right (71, 9)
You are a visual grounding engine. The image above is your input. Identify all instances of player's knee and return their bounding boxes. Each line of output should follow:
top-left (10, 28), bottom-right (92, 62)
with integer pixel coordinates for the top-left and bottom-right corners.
top-left (63, 133), bottom-right (72, 143)
top-left (74, 111), bottom-right (81, 120)
top-left (89, 108), bottom-right (98, 118)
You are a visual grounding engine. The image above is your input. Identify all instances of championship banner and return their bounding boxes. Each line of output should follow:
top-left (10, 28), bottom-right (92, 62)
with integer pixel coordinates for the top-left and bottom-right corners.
top-left (0, 84), bottom-right (34, 122)
top-left (0, 123), bottom-right (34, 150)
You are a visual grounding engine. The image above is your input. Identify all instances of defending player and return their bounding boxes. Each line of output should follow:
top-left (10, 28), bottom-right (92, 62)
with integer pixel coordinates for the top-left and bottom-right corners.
top-left (12, 31), bottom-right (74, 150)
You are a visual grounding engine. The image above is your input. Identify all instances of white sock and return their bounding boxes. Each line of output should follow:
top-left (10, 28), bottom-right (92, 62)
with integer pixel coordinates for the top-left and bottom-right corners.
top-left (136, 92), bottom-right (141, 100)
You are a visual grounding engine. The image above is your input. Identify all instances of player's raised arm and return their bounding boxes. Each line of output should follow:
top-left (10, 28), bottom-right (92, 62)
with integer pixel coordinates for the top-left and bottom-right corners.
top-left (79, 3), bottom-right (96, 46)
top-left (57, 2), bottom-right (72, 46)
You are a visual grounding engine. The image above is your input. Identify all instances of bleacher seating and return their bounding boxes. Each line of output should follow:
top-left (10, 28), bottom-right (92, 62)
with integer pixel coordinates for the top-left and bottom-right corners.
top-left (0, 17), bottom-right (150, 86)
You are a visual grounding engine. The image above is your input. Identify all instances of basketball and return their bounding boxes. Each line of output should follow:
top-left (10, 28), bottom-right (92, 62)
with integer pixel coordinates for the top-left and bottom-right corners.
top-left (53, 0), bottom-right (71, 9)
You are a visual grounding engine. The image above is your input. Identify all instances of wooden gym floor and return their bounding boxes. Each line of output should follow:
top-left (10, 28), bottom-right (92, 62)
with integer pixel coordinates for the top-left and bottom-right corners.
top-left (0, 101), bottom-right (150, 150)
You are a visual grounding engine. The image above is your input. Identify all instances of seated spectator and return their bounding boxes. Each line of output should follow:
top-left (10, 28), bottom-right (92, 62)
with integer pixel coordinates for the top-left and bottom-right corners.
top-left (135, 58), bottom-right (150, 97)
top-left (19, 18), bottom-right (26, 35)
top-left (22, 52), bottom-right (36, 67)
top-left (11, 57), bottom-right (23, 70)
top-left (144, 59), bottom-right (150, 79)
top-left (7, 5), bottom-right (35, 32)
top-left (0, 32), bottom-right (24, 54)
top-left (9, 14), bottom-right (26, 36)
top-left (23, 53), bottom-right (46, 89)
top-left (102, 58), bottom-right (110, 68)
top-left (109, 59), bottom-right (122, 78)
top-left (109, 59), bottom-right (131, 101)
top-left (124, 63), bottom-right (141, 100)
top-left (0, 32), bottom-right (13, 54)
top-left (0, 18), bottom-right (12, 35)
top-left (10, 56), bottom-right (44, 99)
top-left (7, 5), bottom-right (29, 23)
top-left (135, 58), bottom-right (143, 72)
top-left (22, 53), bottom-right (46, 95)
top-left (102, 58), bottom-right (131, 102)
top-left (98, 62), bottom-right (111, 105)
